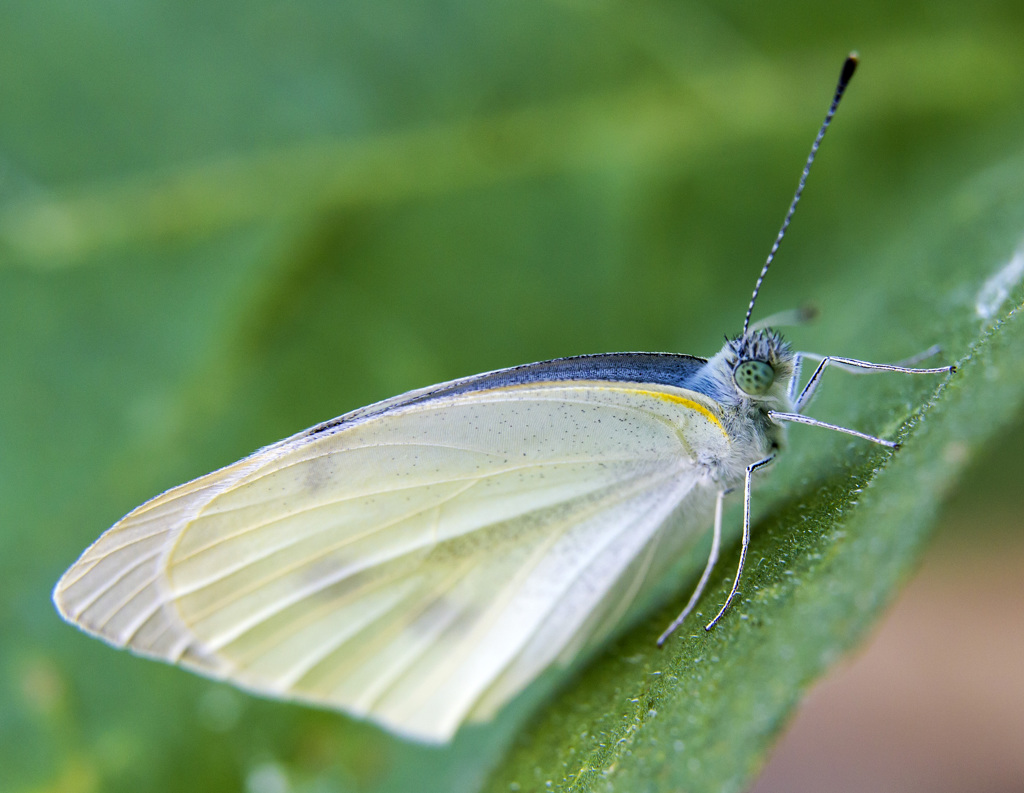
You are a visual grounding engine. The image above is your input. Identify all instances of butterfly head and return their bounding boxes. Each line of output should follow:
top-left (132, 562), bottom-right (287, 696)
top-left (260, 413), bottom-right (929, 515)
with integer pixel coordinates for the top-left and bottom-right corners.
top-left (721, 329), bottom-right (796, 406)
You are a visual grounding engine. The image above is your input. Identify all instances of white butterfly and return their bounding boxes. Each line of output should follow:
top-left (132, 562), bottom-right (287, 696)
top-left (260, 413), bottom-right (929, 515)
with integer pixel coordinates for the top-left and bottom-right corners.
top-left (52, 54), bottom-right (953, 743)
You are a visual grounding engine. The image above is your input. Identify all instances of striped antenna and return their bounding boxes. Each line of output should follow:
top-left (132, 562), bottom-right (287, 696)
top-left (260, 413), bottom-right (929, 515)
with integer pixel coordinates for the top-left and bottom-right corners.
top-left (742, 53), bottom-right (859, 334)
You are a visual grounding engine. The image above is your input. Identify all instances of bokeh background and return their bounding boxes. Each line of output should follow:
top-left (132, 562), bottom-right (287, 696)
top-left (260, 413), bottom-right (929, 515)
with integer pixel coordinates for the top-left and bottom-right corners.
top-left (2, 2), bottom-right (1023, 792)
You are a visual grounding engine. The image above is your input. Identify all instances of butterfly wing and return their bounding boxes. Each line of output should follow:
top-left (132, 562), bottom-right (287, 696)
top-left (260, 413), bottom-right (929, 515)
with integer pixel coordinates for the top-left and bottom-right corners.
top-left (54, 377), bottom-right (728, 742)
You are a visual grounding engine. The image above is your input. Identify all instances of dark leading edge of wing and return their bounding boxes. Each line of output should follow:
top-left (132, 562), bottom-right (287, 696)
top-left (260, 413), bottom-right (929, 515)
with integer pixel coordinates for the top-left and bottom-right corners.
top-left (305, 353), bottom-right (711, 439)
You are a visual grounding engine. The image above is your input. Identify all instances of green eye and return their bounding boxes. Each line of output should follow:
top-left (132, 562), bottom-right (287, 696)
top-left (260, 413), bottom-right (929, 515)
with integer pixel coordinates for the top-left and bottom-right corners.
top-left (735, 360), bottom-right (775, 395)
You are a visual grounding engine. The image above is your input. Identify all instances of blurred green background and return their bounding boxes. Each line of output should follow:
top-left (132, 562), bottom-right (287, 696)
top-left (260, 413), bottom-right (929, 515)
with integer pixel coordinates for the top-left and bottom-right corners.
top-left (2, 2), bottom-right (1023, 792)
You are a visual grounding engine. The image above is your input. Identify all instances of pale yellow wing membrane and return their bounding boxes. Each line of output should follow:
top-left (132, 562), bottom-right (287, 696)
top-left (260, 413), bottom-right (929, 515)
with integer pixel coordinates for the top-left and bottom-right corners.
top-left (54, 381), bottom-right (728, 741)
top-left (52, 449), bottom-right (282, 670)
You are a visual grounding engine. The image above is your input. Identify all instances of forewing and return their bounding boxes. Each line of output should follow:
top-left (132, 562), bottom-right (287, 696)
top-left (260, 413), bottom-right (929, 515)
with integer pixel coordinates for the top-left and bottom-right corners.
top-left (54, 382), bottom-right (725, 741)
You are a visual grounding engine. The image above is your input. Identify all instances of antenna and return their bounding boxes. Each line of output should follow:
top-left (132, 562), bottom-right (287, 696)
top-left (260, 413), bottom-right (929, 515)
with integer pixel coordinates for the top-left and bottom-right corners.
top-left (741, 53), bottom-right (859, 334)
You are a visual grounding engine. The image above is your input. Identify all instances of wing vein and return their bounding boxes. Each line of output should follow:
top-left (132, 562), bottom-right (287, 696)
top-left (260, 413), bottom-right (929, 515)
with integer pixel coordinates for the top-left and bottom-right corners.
top-left (63, 548), bottom-right (163, 620)
top-left (175, 454), bottom-right (645, 564)
top-left (174, 456), bottom-right (638, 594)
top-left (191, 476), bottom-right (485, 648)
top-left (393, 467), bottom-right (689, 720)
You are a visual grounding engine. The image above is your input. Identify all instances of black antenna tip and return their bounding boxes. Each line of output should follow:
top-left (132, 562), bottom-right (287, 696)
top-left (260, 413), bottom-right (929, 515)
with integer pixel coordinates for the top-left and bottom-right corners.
top-left (740, 52), bottom-right (861, 335)
top-left (840, 53), bottom-right (859, 85)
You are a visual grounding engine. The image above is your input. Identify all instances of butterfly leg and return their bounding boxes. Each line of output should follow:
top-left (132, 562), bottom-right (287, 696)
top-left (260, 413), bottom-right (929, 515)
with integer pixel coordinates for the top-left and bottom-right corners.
top-left (768, 411), bottom-right (899, 448)
top-left (705, 454), bottom-right (775, 631)
top-left (787, 353), bottom-right (804, 402)
top-left (657, 488), bottom-right (729, 645)
top-left (890, 344), bottom-right (944, 368)
top-left (794, 353), bottom-right (954, 413)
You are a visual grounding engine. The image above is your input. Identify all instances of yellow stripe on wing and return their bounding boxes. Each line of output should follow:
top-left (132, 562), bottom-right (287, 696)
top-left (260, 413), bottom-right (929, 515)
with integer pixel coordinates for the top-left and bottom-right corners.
top-left (594, 386), bottom-right (725, 436)
top-left (465, 381), bottom-right (727, 437)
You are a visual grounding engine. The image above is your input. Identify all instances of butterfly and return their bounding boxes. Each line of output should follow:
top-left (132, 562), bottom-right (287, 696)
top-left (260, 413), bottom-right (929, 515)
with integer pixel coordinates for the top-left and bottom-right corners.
top-left (53, 54), bottom-right (953, 743)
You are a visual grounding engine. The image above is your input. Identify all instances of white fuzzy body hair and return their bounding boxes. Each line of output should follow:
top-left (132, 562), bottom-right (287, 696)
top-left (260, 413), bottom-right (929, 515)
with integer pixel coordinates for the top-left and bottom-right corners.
top-left (689, 330), bottom-right (797, 487)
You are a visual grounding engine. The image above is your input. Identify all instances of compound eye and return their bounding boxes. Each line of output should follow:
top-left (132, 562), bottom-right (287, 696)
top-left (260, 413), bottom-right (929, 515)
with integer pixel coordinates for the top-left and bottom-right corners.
top-left (735, 360), bottom-right (775, 396)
